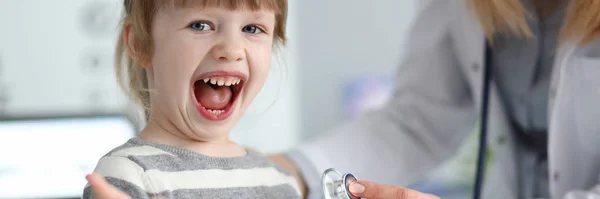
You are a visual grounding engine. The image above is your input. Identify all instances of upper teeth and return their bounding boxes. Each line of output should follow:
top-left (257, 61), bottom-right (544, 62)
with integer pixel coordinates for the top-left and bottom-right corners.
top-left (203, 77), bottom-right (241, 86)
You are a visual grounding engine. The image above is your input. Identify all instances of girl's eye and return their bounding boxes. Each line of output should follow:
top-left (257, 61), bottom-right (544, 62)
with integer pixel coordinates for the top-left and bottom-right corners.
top-left (189, 21), bottom-right (212, 31)
top-left (242, 25), bottom-right (264, 34)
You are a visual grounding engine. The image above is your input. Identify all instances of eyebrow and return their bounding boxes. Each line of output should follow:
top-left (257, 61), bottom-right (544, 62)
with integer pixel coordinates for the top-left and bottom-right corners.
top-left (250, 12), bottom-right (275, 21)
top-left (252, 13), bottom-right (266, 20)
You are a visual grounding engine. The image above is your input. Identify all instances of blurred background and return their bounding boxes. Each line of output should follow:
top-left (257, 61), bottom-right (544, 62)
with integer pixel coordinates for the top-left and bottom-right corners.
top-left (0, 0), bottom-right (478, 198)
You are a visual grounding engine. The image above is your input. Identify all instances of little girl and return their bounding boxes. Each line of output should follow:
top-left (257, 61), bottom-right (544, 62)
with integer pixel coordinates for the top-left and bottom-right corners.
top-left (82, 0), bottom-right (301, 198)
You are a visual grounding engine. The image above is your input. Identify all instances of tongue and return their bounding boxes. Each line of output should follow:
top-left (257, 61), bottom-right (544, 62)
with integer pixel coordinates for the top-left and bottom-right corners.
top-left (195, 82), bottom-right (232, 110)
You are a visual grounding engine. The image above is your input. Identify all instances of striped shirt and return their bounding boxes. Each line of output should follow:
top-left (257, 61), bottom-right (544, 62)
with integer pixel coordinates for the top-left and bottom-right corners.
top-left (82, 137), bottom-right (302, 199)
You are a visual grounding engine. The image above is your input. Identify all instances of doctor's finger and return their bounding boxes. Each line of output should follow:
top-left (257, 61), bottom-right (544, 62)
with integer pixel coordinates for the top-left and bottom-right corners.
top-left (349, 181), bottom-right (439, 199)
top-left (564, 191), bottom-right (600, 199)
top-left (86, 173), bottom-right (132, 199)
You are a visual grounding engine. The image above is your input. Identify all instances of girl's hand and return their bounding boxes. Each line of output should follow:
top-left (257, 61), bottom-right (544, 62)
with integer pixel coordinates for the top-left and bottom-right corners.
top-left (86, 173), bottom-right (166, 199)
top-left (86, 173), bottom-right (132, 199)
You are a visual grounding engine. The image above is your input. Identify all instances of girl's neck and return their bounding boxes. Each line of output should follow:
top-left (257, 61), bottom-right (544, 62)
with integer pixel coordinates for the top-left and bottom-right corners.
top-left (138, 119), bottom-right (247, 158)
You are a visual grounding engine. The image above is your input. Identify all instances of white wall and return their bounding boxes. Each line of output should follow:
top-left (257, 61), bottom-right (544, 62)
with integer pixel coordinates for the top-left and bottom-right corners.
top-left (294, 0), bottom-right (418, 140)
top-left (0, 0), bottom-right (127, 116)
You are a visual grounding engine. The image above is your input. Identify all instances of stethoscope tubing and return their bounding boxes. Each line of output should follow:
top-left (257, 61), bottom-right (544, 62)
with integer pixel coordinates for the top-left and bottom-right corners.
top-left (473, 41), bottom-right (494, 199)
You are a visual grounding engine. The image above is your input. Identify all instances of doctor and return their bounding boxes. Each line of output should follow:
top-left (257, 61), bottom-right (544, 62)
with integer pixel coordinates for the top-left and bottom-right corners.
top-left (269, 0), bottom-right (600, 198)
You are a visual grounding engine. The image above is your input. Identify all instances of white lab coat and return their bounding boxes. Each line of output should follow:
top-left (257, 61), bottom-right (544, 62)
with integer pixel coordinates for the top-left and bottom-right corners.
top-left (293, 0), bottom-right (600, 198)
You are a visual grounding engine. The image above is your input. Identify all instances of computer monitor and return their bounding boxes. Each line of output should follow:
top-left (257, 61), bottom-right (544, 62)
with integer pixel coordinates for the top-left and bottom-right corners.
top-left (0, 115), bottom-right (137, 199)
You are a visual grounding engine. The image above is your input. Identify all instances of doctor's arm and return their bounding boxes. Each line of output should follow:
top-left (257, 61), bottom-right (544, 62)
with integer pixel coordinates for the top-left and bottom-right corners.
top-left (269, 1), bottom-right (477, 198)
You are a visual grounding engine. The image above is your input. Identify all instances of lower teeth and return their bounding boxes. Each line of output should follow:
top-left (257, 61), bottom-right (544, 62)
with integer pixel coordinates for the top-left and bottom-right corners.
top-left (205, 108), bottom-right (224, 115)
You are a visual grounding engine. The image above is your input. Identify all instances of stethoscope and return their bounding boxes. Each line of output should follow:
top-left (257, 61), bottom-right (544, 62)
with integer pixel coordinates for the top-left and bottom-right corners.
top-left (320, 42), bottom-right (494, 199)
top-left (321, 168), bottom-right (361, 199)
top-left (472, 41), bottom-right (493, 199)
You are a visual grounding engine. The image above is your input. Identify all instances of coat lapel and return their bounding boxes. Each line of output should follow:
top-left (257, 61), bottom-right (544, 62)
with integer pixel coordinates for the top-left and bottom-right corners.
top-left (447, 0), bottom-right (486, 107)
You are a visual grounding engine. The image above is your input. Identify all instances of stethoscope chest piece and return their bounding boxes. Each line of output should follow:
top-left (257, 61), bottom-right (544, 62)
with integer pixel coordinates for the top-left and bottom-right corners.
top-left (321, 168), bottom-right (361, 199)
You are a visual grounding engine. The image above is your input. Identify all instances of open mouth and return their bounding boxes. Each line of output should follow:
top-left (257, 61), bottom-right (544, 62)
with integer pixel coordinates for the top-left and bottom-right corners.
top-left (192, 74), bottom-right (245, 121)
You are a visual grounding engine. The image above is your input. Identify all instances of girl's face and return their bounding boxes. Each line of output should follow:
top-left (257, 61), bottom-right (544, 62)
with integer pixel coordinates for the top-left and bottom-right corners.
top-left (144, 4), bottom-right (275, 141)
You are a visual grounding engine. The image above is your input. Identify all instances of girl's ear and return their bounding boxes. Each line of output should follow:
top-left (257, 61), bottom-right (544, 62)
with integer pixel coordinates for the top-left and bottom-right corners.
top-left (123, 22), bottom-right (151, 68)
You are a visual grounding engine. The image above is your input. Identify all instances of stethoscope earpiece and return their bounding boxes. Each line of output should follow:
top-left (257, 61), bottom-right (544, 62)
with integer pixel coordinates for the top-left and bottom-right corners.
top-left (321, 168), bottom-right (361, 199)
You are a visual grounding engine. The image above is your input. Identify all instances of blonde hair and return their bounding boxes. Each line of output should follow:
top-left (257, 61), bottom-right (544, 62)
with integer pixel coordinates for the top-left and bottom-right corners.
top-left (467, 0), bottom-right (600, 44)
top-left (115, 0), bottom-right (288, 120)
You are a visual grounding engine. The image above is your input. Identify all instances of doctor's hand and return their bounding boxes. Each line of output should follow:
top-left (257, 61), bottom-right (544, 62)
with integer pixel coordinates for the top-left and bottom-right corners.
top-left (86, 173), bottom-right (166, 199)
top-left (348, 180), bottom-right (440, 199)
top-left (564, 185), bottom-right (600, 199)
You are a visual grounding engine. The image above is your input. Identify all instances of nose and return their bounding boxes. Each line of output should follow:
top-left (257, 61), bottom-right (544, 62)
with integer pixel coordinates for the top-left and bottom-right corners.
top-left (211, 37), bottom-right (245, 62)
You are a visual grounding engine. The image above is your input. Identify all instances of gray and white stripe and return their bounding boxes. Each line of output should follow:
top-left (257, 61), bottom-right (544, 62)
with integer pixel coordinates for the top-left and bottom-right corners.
top-left (82, 138), bottom-right (301, 199)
